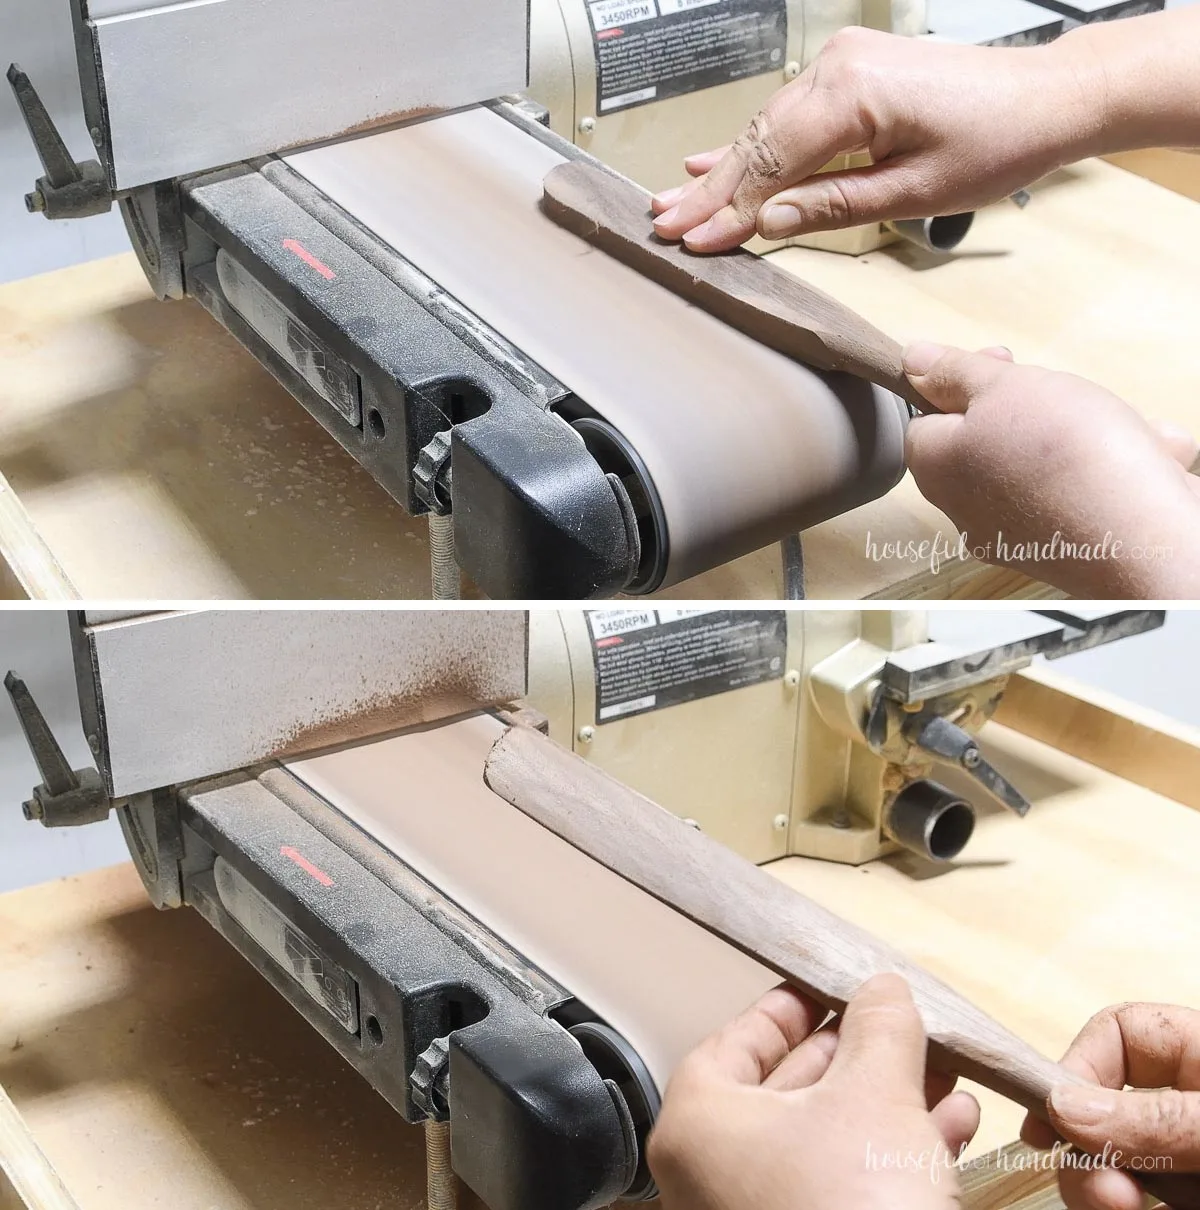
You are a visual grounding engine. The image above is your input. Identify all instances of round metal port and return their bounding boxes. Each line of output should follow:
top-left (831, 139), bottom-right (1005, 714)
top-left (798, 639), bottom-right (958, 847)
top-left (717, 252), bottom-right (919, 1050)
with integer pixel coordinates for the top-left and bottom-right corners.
top-left (889, 212), bottom-right (976, 253)
top-left (886, 780), bottom-right (976, 862)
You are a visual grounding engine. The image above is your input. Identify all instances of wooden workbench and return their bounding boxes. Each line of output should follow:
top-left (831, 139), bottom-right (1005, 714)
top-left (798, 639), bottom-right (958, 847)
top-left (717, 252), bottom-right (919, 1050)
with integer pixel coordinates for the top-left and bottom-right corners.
top-left (2, 157), bottom-right (1198, 600)
top-left (3, 669), bottom-right (1200, 1209)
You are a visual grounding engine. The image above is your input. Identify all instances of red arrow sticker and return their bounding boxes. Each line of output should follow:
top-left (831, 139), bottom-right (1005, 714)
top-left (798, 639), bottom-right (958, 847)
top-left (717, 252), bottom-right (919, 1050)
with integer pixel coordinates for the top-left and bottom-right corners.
top-left (280, 845), bottom-right (334, 887)
top-left (282, 238), bottom-right (336, 281)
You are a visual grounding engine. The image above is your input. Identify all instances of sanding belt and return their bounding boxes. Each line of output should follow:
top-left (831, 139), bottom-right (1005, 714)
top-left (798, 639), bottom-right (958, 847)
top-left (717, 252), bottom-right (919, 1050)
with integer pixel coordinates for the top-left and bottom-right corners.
top-left (286, 714), bottom-right (779, 1093)
top-left (285, 108), bottom-right (909, 587)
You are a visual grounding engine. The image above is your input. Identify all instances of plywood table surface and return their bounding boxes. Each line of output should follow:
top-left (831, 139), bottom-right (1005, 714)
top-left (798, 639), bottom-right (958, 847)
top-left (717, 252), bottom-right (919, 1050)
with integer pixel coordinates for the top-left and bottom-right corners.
top-left (2, 722), bottom-right (1199, 1207)
top-left (0, 864), bottom-right (477, 1210)
top-left (2, 158), bottom-right (1198, 599)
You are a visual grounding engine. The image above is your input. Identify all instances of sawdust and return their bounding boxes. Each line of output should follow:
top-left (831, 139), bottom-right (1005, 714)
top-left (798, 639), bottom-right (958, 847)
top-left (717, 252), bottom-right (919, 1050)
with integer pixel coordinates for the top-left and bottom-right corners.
top-left (268, 636), bottom-right (520, 760)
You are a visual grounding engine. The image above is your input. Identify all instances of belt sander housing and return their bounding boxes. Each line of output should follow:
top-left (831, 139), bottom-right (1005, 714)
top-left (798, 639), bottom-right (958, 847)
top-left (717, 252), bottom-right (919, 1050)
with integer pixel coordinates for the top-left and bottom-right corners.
top-left (8, 1), bottom-right (917, 599)
top-left (3, 608), bottom-right (1166, 1207)
top-left (8, 3), bottom-right (1173, 599)
top-left (8, 611), bottom-right (660, 1209)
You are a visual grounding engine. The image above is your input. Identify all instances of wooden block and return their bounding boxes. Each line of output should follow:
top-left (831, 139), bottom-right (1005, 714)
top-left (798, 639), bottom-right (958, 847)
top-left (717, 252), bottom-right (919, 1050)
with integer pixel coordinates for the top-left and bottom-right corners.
top-left (958, 1142), bottom-right (1064, 1210)
top-left (1106, 149), bottom-right (1200, 204)
top-left (542, 160), bottom-right (927, 412)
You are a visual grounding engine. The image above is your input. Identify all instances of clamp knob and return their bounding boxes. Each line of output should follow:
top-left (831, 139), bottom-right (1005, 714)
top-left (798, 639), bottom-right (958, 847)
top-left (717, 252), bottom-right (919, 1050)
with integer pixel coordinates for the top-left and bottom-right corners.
top-left (413, 430), bottom-right (453, 516)
top-left (410, 1035), bottom-right (452, 1122)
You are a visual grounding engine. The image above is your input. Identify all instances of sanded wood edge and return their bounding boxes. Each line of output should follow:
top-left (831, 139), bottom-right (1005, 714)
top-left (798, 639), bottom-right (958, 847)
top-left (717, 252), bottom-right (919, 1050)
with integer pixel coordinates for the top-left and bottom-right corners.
top-left (0, 1083), bottom-right (82, 1210)
top-left (996, 665), bottom-right (1200, 812)
top-left (0, 475), bottom-right (77, 601)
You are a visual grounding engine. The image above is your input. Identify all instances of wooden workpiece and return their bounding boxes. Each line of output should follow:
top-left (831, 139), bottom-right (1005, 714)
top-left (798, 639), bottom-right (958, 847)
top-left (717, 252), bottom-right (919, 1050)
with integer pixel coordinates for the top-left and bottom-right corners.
top-left (4, 676), bottom-right (1200, 1209)
top-left (1, 158), bottom-right (1198, 599)
top-left (486, 724), bottom-right (1086, 1116)
top-left (542, 161), bottom-right (922, 410)
top-left (485, 722), bottom-right (1200, 1208)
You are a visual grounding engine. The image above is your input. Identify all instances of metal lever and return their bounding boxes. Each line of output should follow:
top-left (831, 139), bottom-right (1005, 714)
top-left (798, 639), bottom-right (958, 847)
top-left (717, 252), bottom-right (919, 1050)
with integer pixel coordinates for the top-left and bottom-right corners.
top-left (907, 714), bottom-right (1031, 818)
top-left (3, 672), bottom-right (110, 827)
top-left (6, 64), bottom-right (112, 220)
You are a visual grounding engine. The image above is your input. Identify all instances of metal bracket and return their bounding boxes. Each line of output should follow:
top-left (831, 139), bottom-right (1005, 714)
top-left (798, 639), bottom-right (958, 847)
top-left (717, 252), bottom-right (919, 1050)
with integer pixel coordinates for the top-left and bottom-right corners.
top-left (879, 610), bottom-right (1166, 703)
top-left (6, 63), bottom-right (113, 220)
top-left (3, 672), bottom-right (111, 827)
top-left (904, 712), bottom-right (1031, 817)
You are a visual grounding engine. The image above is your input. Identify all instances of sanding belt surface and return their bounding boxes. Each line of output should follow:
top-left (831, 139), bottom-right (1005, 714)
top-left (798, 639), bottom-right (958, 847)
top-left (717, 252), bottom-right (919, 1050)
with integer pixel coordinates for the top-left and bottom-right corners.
top-left (285, 714), bottom-right (779, 1091)
top-left (284, 108), bottom-right (907, 584)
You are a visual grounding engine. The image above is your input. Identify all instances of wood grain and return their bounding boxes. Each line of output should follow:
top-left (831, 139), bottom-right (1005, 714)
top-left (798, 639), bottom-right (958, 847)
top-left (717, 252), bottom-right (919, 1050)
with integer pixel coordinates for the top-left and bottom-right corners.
top-left (484, 723), bottom-right (1200, 1208)
top-left (956, 1142), bottom-right (1063, 1210)
top-left (0, 1083), bottom-right (80, 1210)
top-left (542, 159), bottom-right (928, 412)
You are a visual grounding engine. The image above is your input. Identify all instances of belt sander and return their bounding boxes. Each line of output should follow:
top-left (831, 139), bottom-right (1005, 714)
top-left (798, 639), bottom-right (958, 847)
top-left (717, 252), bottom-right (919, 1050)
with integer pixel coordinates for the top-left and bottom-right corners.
top-left (7, 3), bottom-right (1171, 598)
top-left (5, 1), bottom-right (931, 600)
top-left (3, 608), bottom-right (1164, 1209)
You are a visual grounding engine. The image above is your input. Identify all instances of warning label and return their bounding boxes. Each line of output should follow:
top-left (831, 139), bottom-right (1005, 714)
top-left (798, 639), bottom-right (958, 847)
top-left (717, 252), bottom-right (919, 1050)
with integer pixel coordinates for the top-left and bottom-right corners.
top-left (585, 0), bottom-right (788, 116)
top-left (588, 609), bottom-right (787, 723)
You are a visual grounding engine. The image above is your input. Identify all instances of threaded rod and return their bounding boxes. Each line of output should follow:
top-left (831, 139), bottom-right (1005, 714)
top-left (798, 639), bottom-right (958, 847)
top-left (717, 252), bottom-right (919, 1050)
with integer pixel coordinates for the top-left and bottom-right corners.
top-left (428, 514), bottom-right (461, 601)
top-left (425, 1119), bottom-right (459, 1210)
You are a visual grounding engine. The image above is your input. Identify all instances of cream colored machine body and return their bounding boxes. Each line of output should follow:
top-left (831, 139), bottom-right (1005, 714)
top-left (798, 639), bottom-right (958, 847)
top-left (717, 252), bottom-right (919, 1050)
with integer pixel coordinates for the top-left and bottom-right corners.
top-left (527, 0), bottom-right (931, 256)
top-left (527, 609), bottom-right (1163, 866)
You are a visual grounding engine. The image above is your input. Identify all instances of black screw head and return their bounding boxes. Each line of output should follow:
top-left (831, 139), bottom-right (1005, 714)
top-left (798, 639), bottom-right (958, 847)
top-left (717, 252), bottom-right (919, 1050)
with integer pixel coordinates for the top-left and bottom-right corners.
top-left (24, 190), bottom-right (45, 213)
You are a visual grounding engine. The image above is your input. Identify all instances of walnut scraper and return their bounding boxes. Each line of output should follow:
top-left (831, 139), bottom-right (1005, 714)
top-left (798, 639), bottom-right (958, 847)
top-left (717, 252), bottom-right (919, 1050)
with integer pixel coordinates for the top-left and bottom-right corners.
top-left (542, 159), bottom-right (931, 415)
top-left (485, 723), bottom-right (1200, 1209)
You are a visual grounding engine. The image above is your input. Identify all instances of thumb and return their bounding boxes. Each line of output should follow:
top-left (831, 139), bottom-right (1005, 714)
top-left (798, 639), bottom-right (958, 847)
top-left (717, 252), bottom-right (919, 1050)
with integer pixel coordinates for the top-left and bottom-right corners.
top-left (757, 162), bottom-right (937, 240)
top-left (1049, 1083), bottom-right (1200, 1169)
top-left (828, 973), bottom-right (927, 1100)
top-left (901, 342), bottom-right (1014, 414)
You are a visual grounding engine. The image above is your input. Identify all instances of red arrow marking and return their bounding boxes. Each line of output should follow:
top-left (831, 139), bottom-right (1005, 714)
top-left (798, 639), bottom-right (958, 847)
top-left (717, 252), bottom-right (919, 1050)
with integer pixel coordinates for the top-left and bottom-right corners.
top-left (280, 845), bottom-right (334, 887)
top-left (282, 238), bottom-right (336, 281)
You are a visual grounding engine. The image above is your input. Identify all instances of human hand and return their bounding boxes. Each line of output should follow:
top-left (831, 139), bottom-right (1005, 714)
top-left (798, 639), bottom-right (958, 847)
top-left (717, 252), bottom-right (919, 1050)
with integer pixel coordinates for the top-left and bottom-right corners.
top-left (650, 27), bottom-right (1105, 253)
top-left (902, 343), bottom-right (1200, 598)
top-left (647, 974), bottom-right (980, 1210)
top-left (1022, 1003), bottom-right (1200, 1210)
